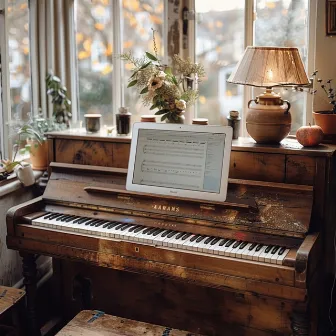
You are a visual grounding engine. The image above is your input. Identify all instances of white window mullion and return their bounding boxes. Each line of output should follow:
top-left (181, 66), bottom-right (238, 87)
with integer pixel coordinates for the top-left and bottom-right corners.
top-left (0, 0), bottom-right (10, 158)
top-left (67, 0), bottom-right (78, 122)
top-left (243, 0), bottom-right (255, 136)
top-left (305, 0), bottom-right (317, 126)
top-left (29, 0), bottom-right (39, 117)
top-left (112, 0), bottom-right (122, 118)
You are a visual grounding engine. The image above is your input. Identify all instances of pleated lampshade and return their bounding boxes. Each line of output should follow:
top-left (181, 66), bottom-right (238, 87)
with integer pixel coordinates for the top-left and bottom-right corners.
top-left (227, 47), bottom-right (309, 88)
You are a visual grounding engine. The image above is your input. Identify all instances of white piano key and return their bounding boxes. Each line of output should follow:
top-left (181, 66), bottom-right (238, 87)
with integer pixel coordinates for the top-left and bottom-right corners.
top-left (235, 242), bottom-right (249, 259)
top-left (258, 246), bottom-right (271, 262)
top-left (229, 241), bottom-right (243, 258)
top-left (276, 248), bottom-right (290, 265)
top-left (209, 239), bottom-right (223, 255)
top-left (264, 250), bottom-right (274, 263)
top-left (247, 244), bottom-right (258, 260)
top-left (241, 243), bottom-right (253, 259)
top-left (224, 240), bottom-right (236, 257)
top-left (252, 245), bottom-right (265, 261)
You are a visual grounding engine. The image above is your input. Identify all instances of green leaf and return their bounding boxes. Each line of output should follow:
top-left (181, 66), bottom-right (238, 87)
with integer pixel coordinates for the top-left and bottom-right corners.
top-left (140, 61), bottom-right (151, 70)
top-left (161, 114), bottom-right (168, 121)
top-left (130, 70), bottom-right (139, 79)
top-left (140, 87), bottom-right (149, 94)
top-left (164, 67), bottom-right (172, 76)
top-left (145, 52), bottom-right (158, 61)
top-left (155, 109), bottom-right (169, 115)
top-left (127, 80), bottom-right (138, 88)
top-left (150, 105), bottom-right (157, 110)
top-left (172, 76), bottom-right (178, 85)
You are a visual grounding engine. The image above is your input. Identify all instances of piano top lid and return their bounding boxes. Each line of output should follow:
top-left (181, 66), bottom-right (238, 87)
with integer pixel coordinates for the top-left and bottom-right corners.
top-left (46, 130), bottom-right (336, 157)
top-left (43, 164), bottom-right (314, 238)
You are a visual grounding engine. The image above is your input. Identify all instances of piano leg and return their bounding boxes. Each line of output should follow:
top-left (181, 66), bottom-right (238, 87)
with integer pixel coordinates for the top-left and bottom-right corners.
top-left (291, 307), bottom-right (310, 336)
top-left (20, 252), bottom-right (41, 336)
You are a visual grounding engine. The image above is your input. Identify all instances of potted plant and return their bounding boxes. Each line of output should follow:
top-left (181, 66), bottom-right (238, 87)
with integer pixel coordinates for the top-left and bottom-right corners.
top-left (46, 71), bottom-right (72, 126)
top-left (18, 124), bottom-right (48, 171)
top-left (309, 71), bottom-right (336, 135)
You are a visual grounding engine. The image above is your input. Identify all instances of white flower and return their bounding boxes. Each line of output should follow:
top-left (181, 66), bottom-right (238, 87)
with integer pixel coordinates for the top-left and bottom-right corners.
top-left (157, 71), bottom-right (166, 79)
top-left (175, 99), bottom-right (186, 110)
top-left (148, 76), bottom-right (163, 91)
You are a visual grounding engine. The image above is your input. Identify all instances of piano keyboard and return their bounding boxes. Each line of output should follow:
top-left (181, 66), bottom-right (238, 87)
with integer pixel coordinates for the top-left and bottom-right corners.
top-left (32, 213), bottom-right (290, 265)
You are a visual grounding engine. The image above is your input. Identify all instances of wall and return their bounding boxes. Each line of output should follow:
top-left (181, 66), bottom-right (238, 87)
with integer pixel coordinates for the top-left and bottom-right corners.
top-left (0, 187), bottom-right (36, 286)
top-left (314, 0), bottom-right (336, 112)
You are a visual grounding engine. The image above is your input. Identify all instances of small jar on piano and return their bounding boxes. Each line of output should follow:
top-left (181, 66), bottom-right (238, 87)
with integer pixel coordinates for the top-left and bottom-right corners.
top-left (192, 118), bottom-right (208, 125)
top-left (116, 107), bottom-right (131, 135)
top-left (227, 110), bottom-right (241, 139)
top-left (141, 115), bottom-right (156, 122)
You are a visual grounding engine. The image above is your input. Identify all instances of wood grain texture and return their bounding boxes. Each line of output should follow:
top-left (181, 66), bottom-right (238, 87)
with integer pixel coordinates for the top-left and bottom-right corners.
top-left (285, 155), bottom-right (316, 185)
top-left (0, 286), bottom-right (25, 315)
top-left (57, 310), bottom-right (202, 335)
top-left (112, 143), bottom-right (130, 169)
top-left (58, 261), bottom-right (294, 335)
top-left (229, 152), bottom-right (285, 182)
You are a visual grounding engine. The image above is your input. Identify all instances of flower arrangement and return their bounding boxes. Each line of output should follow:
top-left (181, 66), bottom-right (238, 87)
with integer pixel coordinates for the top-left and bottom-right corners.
top-left (121, 30), bottom-right (205, 123)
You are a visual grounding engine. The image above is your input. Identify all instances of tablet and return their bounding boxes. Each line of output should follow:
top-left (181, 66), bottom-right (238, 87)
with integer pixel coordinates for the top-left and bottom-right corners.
top-left (126, 123), bottom-right (232, 202)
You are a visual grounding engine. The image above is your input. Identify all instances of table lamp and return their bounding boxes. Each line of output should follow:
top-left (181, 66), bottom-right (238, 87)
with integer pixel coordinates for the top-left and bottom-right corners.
top-left (227, 47), bottom-right (309, 143)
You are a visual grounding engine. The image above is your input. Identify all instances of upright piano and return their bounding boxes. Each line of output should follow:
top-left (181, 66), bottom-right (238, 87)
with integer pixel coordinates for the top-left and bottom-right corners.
top-left (6, 132), bottom-right (336, 335)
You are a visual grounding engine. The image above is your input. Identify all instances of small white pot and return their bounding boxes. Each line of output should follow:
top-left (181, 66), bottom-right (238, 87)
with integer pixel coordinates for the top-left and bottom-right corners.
top-left (14, 163), bottom-right (35, 187)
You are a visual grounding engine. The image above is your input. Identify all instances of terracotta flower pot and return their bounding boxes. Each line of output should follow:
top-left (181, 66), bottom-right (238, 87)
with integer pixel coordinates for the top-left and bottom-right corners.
top-left (26, 139), bottom-right (48, 170)
top-left (313, 111), bottom-right (336, 135)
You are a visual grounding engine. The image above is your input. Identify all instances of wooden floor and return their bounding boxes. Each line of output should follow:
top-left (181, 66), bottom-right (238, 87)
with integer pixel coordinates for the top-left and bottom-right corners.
top-left (0, 286), bottom-right (25, 315)
top-left (56, 310), bottom-right (202, 336)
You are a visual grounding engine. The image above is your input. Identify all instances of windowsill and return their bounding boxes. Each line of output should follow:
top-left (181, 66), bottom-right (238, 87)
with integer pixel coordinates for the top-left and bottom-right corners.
top-left (0, 170), bottom-right (44, 198)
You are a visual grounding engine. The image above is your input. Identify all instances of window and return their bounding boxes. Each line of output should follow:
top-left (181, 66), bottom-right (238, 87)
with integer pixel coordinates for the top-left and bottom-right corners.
top-left (0, 0), bottom-right (315, 155)
top-left (194, 0), bottom-right (310, 132)
top-left (75, 0), bottom-right (165, 126)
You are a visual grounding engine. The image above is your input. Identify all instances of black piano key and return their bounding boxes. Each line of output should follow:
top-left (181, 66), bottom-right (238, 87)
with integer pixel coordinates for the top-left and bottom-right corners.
top-left (278, 247), bottom-right (286, 255)
top-left (90, 219), bottom-right (105, 226)
top-left (210, 238), bottom-right (220, 245)
top-left (102, 222), bottom-right (112, 228)
top-left (94, 221), bottom-right (107, 227)
top-left (265, 245), bottom-right (273, 253)
top-left (182, 233), bottom-right (191, 240)
top-left (233, 241), bottom-right (242, 249)
top-left (151, 228), bottom-right (163, 236)
top-left (255, 244), bottom-right (263, 252)
top-left (146, 227), bottom-right (157, 235)
top-left (239, 242), bottom-right (248, 249)
top-left (120, 224), bottom-right (132, 231)
top-left (43, 212), bottom-right (52, 219)
top-left (167, 231), bottom-right (177, 238)
top-left (225, 239), bottom-right (234, 247)
top-left (175, 232), bottom-right (185, 240)
top-left (128, 225), bottom-right (139, 232)
top-left (48, 213), bottom-right (63, 220)
top-left (56, 215), bottom-right (69, 221)
top-left (77, 217), bottom-right (91, 224)
top-left (134, 226), bottom-right (145, 233)
top-left (190, 235), bottom-right (200, 242)
top-left (161, 230), bottom-right (171, 237)
top-left (60, 215), bottom-right (74, 222)
top-left (141, 227), bottom-right (152, 234)
top-left (107, 222), bottom-right (120, 229)
top-left (72, 217), bottom-right (83, 224)
top-left (196, 236), bottom-right (206, 243)
top-left (204, 237), bottom-right (214, 244)
top-left (248, 243), bottom-right (257, 251)
top-left (65, 216), bottom-right (79, 223)
top-left (114, 223), bottom-right (125, 231)
top-left (85, 219), bottom-right (99, 226)
top-left (219, 239), bottom-right (228, 246)
top-left (271, 246), bottom-right (280, 254)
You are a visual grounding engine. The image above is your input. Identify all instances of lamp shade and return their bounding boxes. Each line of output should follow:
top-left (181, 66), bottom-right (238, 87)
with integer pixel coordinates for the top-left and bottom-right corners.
top-left (227, 46), bottom-right (309, 88)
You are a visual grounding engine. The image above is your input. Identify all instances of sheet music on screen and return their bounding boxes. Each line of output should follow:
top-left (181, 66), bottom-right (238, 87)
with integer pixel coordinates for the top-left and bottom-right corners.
top-left (132, 129), bottom-right (226, 193)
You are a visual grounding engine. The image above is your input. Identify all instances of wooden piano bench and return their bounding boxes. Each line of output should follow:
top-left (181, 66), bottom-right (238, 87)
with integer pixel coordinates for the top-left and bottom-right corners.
top-left (56, 310), bottom-right (203, 336)
top-left (0, 286), bottom-right (26, 336)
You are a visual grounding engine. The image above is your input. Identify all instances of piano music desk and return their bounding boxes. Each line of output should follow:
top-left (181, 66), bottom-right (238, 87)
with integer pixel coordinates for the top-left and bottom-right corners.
top-left (7, 132), bottom-right (336, 336)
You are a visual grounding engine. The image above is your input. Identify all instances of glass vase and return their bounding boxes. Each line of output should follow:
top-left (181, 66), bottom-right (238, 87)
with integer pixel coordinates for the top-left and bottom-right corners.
top-left (166, 112), bottom-right (185, 124)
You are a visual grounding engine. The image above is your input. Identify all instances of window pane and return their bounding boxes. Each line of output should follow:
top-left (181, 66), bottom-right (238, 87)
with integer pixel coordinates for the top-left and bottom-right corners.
top-left (254, 0), bottom-right (309, 132)
top-left (122, 0), bottom-right (164, 122)
top-left (195, 2), bottom-right (245, 125)
top-left (75, 0), bottom-right (113, 125)
top-left (8, 0), bottom-right (31, 122)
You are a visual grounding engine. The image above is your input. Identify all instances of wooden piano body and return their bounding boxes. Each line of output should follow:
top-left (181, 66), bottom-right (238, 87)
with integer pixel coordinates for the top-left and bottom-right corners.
top-left (6, 133), bottom-right (336, 335)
